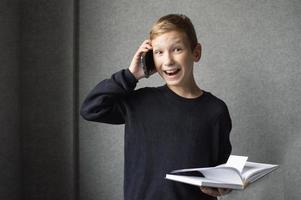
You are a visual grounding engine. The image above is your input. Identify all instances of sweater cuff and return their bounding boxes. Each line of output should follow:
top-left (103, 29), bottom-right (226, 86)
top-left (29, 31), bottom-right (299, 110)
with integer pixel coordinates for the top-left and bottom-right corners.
top-left (124, 68), bottom-right (139, 85)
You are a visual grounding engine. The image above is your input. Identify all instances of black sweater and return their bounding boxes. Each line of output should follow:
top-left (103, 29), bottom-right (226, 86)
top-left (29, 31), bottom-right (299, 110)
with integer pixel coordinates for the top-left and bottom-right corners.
top-left (80, 69), bottom-right (232, 200)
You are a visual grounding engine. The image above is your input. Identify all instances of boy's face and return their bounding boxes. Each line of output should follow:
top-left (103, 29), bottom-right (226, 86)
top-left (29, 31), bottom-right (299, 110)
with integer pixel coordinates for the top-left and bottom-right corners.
top-left (151, 31), bottom-right (201, 88)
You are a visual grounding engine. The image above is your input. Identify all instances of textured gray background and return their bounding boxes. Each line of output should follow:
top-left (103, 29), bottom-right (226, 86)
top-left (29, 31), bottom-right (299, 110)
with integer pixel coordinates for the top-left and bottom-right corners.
top-left (79, 0), bottom-right (301, 200)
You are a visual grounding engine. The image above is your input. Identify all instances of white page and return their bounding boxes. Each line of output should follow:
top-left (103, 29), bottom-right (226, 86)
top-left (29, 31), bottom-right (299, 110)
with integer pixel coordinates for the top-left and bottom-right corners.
top-left (199, 167), bottom-right (243, 185)
top-left (165, 174), bottom-right (244, 190)
top-left (241, 161), bottom-right (278, 181)
top-left (225, 155), bottom-right (248, 173)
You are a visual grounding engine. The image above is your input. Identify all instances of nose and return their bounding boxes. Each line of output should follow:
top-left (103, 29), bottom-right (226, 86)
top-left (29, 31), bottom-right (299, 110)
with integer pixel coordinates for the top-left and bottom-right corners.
top-left (163, 52), bottom-right (175, 67)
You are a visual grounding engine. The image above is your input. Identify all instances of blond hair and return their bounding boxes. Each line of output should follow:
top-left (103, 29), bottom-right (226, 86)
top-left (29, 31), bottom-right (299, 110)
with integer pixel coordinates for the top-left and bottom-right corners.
top-left (149, 14), bottom-right (198, 51)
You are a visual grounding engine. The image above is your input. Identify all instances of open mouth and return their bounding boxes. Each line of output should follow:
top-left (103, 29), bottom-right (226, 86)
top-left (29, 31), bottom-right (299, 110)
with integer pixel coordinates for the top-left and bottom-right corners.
top-left (163, 69), bottom-right (181, 76)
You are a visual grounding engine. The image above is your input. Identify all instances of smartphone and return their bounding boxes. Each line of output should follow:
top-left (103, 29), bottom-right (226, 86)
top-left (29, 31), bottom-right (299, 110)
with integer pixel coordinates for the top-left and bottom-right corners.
top-left (140, 50), bottom-right (155, 78)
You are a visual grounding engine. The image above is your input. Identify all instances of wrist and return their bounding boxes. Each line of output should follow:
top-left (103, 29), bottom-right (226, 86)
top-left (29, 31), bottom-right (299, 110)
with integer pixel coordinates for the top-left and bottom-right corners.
top-left (128, 67), bottom-right (144, 80)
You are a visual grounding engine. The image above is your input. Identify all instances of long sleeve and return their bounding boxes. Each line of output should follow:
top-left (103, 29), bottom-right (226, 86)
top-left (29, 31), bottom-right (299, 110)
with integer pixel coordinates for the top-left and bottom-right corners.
top-left (211, 104), bottom-right (232, 165)
top-left (80, 69), bottom-right (138, 124)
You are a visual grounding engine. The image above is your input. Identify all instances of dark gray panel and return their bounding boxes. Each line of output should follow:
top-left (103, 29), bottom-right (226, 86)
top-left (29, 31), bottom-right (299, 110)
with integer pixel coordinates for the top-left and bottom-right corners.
top-left (20, 0), bottom-right (75, 199)
top-left (0, 0), bottom-right (20, 200)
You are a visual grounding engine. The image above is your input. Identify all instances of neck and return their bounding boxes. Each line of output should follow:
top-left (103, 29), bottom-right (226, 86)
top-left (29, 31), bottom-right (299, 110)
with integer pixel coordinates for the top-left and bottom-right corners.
top-left (167, 79), bottom-right (203, 99)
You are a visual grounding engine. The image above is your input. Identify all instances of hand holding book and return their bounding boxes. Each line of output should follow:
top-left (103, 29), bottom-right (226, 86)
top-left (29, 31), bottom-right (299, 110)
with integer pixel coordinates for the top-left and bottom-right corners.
top-left (200, 186), bottom-right (232, 197)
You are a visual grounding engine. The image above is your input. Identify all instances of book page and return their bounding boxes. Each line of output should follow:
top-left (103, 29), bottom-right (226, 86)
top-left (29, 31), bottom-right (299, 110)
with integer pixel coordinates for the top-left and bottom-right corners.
top-left (241, 161), bottom-right (279, 182)
top-left (171, 166), bottom-right (243, 185)
top-left (225, 155), bottom-right (248, 173)
top-left (199, 167), bottom-right (243, 185)
top-left (165, 174), bottom-right (244, 190)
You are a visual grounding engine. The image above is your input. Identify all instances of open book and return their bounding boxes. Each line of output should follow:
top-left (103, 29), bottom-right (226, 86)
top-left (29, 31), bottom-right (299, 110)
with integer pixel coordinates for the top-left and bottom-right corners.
top-left (165, 155), bottom-right (278, 190)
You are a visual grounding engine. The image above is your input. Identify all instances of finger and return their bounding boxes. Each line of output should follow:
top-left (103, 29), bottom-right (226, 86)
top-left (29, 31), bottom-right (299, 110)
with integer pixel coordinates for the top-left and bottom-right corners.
top-left (137, 40), bottom-right (151, 51)
top-left (136, 48), bottom-right (151, 58)
top-left (200, 187), bottom-right (221, 197)
top-left (140, 44), bottom-right (152, 52)
top-left (218, 188), bottom-right (231, 195)
top-left (143, 39), bottom-right (151, 44)
top-left (145, 44), bottom-right (153, 50)
top-left (141, 45), bottom-right (152, 51)
top-left (142, 40), bottom-right (152, 49)
top-left (218, 188), bottom-right (226, 195)
top-left (134, 40), bottom-right (153, 59)
top-left (207, 189), bottom-right (221, 197)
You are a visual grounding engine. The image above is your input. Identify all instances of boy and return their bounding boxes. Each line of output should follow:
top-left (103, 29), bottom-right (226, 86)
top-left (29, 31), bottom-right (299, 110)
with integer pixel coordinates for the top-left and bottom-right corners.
top-left (80, 14), bottom-right (232, 200)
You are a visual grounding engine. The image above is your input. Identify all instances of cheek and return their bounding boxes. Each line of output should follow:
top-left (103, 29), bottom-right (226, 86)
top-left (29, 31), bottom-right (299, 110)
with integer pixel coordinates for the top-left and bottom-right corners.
top-left (176, 56), bottom-right (189, 67)
top-left (183, 55), bottom-right (194, 65)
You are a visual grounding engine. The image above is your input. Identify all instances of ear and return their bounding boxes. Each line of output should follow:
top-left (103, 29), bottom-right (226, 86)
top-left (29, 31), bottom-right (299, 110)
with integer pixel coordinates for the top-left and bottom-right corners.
top-left (192, 43), bottom-right (202, 62)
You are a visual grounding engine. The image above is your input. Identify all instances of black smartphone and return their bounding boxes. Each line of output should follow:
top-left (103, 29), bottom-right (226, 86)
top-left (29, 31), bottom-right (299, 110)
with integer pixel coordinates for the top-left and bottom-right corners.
top-left (140, 50), bottom-right (155, 78)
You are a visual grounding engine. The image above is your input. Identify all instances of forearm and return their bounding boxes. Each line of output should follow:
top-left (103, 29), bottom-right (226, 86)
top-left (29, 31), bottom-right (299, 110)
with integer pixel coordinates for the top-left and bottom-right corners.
top-left (80, 69), bottom-right (138, 124)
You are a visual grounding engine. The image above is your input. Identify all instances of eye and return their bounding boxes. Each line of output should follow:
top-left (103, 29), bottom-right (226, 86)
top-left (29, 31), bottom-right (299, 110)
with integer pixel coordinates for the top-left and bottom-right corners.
top-left (154, 50), bottom-right (163, 55)
top-left (174, 48), bottom-right (182, 53)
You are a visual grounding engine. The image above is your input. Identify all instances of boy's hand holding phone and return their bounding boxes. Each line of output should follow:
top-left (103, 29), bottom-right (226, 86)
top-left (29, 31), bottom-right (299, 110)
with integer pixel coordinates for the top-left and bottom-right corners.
top-left (129, 40), bottom-right (156, 80)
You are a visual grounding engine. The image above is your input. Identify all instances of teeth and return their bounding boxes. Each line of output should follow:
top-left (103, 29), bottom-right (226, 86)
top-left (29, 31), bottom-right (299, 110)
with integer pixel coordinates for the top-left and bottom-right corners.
top-left (164, 69), bottom-right (180, 76)
top-left (165, 69), bottom-right (178, 73)
top-left (166, 69), bottom-right (177, 73)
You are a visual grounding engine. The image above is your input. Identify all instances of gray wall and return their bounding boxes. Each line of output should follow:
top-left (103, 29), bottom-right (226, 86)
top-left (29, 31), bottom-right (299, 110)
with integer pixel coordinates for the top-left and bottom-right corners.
top-left (0, 1), bottom-right (20, 200)
top-left (79, 0), bottom-right (301, 200)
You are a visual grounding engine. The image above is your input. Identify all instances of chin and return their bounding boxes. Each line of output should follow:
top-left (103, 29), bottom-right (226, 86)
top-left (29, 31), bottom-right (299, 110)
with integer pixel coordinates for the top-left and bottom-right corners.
top-left (164, 78), bottom-right (185, 87)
